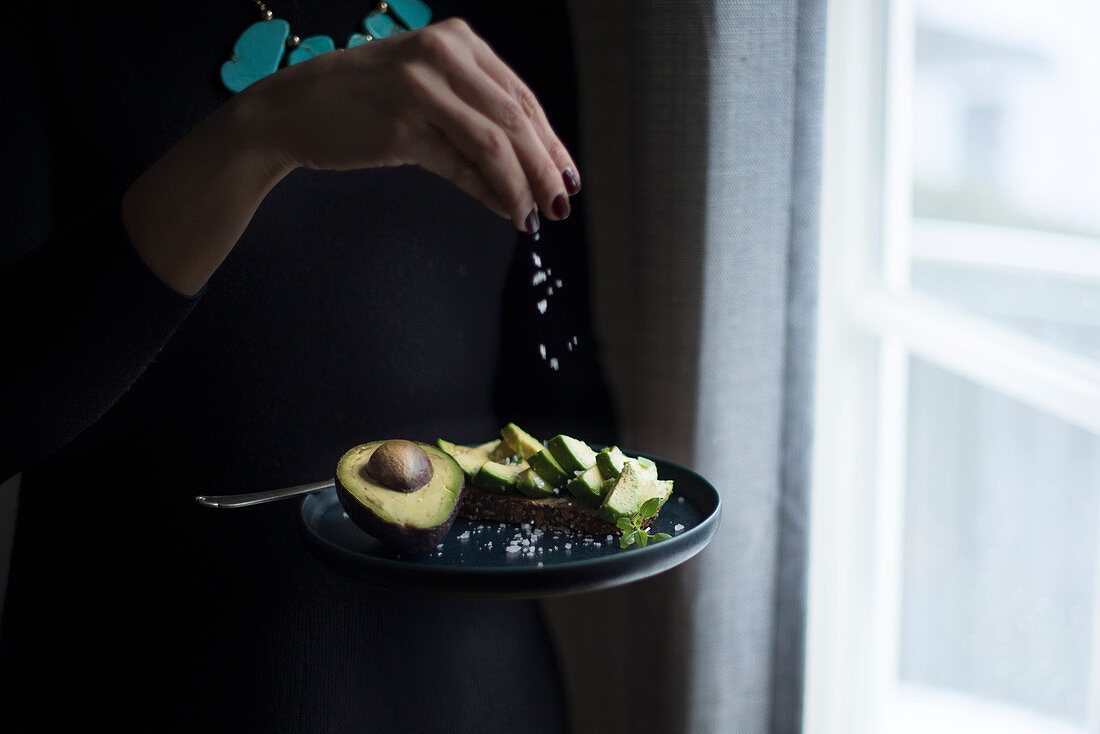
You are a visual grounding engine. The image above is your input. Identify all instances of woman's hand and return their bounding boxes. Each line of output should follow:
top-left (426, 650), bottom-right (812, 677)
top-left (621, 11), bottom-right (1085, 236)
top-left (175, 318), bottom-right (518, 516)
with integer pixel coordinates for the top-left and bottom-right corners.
top-left (122, 18), bottom-right (579, 296)
top-left (243, 17), bottom-right (580, 233)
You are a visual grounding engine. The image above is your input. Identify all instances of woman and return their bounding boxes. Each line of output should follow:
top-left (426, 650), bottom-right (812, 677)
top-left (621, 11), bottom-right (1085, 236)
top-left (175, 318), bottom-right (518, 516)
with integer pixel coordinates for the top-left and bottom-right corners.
top-left (0, 1), bottom-right (614, 730)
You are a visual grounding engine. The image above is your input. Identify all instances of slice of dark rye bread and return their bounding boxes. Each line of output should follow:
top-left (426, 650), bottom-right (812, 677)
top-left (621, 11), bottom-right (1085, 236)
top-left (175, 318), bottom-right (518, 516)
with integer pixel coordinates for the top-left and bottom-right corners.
top-left (458, 484), bottom-right (658, 537)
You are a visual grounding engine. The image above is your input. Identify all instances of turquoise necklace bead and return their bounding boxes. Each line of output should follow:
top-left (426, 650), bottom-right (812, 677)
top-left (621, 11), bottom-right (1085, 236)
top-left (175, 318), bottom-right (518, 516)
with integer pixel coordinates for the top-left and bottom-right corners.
top-left (221, 0), bottom-right (432, 94)
top-left (220, 19), bottom-right (290, 94)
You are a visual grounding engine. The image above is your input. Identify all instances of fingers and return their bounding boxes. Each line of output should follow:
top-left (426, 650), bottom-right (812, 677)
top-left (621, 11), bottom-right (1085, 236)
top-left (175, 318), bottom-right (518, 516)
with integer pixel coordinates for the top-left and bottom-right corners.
top-left (444, 64), bottom-right (572, 225)
top-left (454, 22), bottom-right (581, 196)
top-left (405, 20), bottom-right (579, 230)
top-left (410, 66), bottom-right (541, 232)
top-left (412, 125), bottom-right (511, 220)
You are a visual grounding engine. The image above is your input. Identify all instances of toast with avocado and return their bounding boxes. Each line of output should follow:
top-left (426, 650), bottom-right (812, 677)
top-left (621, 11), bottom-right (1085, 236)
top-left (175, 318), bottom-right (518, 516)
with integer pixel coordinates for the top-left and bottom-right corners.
top-left (438, 423), bottom-right (674, 536)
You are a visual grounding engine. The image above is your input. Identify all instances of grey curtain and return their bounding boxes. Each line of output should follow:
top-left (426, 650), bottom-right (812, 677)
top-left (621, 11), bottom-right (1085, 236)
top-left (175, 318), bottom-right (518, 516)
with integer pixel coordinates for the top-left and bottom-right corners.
top-left (545, 1), bottom-right (826, 732)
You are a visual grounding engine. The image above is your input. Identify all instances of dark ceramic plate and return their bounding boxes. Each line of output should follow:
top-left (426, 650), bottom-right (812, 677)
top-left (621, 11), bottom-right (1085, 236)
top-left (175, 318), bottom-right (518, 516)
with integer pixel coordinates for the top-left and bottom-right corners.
top-left (299, 451), bottom-right (721, 598)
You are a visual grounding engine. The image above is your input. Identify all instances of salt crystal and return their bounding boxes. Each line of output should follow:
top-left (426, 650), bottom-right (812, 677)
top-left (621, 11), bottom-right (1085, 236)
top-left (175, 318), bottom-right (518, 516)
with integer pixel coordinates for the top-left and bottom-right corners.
top-left (457, 531), bottom-right (471, 540)
top-left (532, 252), bottom-right (542, 267)
top-left (532, 271), bottom-right (547, 286)
top-left (606, 535), bottom-right (613, 541)
top-left (537, 562), bottom-right (544, 568)
top-left (547, 287), bottom-right (554, 295)
top-left (537, 299), bottom-right (548, 314)
top-left (506, 546), bottom-right (521, 554)
top-left (555, 279), bottom-right (563, 288)
top-left (567, 342), bottom-right (573, 351)
top-left (674, 524), bottom-right (685, 532)
top-left (539, 344), bottom-right (546, 359)
top-left (549, 358), bottom-right (559, 371)
top-left (564, 543), bottom-right (572, 550)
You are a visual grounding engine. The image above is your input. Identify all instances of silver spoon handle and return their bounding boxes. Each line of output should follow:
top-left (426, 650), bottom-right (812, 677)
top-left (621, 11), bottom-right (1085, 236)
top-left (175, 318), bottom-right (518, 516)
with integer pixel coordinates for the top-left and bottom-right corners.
top-left (193, 479), bottom-right (335, 508)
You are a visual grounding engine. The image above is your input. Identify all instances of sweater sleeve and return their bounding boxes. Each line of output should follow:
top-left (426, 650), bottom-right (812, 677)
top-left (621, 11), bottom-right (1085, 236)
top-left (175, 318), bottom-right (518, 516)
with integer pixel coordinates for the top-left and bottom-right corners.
top-left (0, 204), bottom-right (200, 483)
top-left (0, 9), bottom-right (199, 483)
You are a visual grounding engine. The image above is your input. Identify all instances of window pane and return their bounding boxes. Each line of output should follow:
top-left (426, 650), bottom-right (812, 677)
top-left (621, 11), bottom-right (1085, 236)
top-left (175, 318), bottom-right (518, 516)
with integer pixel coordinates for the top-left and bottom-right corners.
top-left (899, 356), bottom-right (1100, 725)
top-left (911, 259), bottom-right (1100, 363)
top-left (909, 0), bottom-right (1100, 364)
top-left (913, 0), bottom-right (1100, 236)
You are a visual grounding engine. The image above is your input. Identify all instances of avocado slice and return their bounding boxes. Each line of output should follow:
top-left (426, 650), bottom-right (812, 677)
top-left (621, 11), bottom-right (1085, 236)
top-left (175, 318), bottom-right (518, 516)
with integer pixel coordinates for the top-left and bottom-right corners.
top-left (500, 423), bottom-right (544, 460)
top-left (565, 463), bottom-right (608, 506)
top-left (596, 446), bottom-right (658, 480)
top-left (474, 460), bottom-right (527, 493)
top-left (595, 446), bottom-right (627, 478)
top-left (336, 440), bottom-right (465, 554)
top-left (516, 467), bottom-right (556, 498)
top-left (597, 461), bottom-right (674, 523)
top-left (547, 434), bottom-right (599, 474)
top-left (437, 438), bottom-right (509, 477)
top-left (527, 447), bottom-right (570, 487)
top-left (635, 456), bottom-right (658, 477)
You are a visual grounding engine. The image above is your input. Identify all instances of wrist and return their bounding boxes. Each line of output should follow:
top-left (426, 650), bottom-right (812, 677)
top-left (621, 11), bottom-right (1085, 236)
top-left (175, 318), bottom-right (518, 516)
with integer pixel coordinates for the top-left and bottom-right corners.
top-left (219, 85), bottom-right (297, 186)
top-left (121, 89), bottom-right (297, 296)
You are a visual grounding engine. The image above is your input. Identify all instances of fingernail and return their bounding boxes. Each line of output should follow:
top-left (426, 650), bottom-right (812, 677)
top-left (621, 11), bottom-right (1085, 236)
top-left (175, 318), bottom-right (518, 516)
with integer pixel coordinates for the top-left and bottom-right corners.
top-left (525, 208), bottom-right (540, 235)
top-left (552, 193), bottom-right (570, 220)
top-left (562, 168), bottom-right (581, 195)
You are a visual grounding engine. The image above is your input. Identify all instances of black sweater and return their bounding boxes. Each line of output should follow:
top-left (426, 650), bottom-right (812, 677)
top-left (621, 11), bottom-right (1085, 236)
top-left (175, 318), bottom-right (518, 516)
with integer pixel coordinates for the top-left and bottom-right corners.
top-left (0, 2), bottom-right (614, 730)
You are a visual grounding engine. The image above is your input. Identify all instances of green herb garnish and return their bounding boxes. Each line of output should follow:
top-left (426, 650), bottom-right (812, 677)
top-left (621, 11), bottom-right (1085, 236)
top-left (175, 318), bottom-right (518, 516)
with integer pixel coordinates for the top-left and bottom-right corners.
top-left (616, 497), bottom-right (672, 549)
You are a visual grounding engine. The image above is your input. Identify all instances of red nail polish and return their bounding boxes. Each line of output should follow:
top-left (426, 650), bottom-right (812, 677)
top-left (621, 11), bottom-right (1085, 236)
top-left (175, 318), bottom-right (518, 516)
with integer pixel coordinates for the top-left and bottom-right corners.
top-left (562, 168), bottom-right (581, 195)
top-left (552, 194), bottom-right (570, 220)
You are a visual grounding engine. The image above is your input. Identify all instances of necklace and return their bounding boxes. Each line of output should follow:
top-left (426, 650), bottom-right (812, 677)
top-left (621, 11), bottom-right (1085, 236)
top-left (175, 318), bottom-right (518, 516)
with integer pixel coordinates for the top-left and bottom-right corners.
top-left (221, 0), bottom-right (433, 93)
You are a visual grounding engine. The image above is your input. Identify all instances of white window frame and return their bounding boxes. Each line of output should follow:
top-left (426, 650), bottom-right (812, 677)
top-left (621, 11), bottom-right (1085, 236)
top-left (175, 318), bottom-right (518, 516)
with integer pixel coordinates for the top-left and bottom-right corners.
top-left (804, 0), bottom-right (1100, 733)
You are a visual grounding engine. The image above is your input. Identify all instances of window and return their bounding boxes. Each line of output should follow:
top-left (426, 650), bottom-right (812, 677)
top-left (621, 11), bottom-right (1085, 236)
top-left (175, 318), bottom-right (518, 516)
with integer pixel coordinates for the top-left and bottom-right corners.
top-left (806, 1), bottom-right (1100, 733)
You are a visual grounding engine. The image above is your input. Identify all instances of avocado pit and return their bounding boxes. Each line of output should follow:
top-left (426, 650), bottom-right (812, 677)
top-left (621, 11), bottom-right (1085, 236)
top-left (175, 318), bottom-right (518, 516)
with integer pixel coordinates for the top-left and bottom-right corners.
top-left (366, 439), bottom-right (435, 492)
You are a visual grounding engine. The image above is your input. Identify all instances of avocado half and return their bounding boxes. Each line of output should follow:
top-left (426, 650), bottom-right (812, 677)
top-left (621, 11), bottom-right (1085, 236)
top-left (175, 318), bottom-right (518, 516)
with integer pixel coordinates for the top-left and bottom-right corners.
top-left (336, 440), bottom-right (466, 554)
